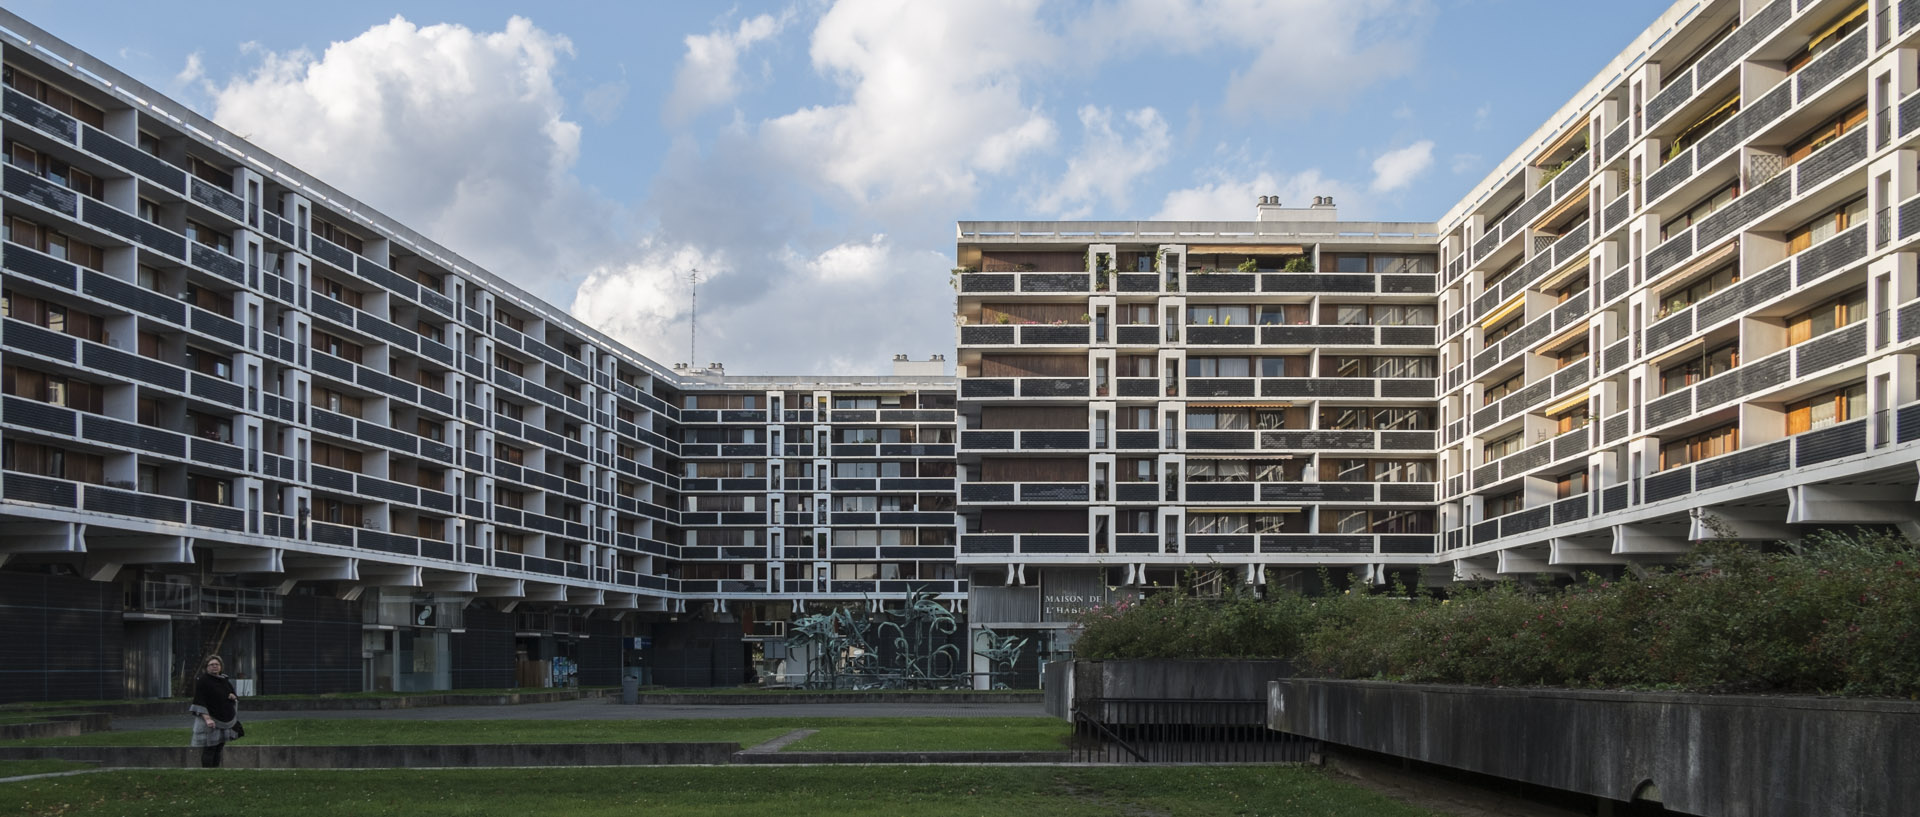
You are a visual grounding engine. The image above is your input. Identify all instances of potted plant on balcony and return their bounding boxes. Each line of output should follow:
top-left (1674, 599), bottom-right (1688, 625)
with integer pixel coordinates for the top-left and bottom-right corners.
top-left (1283, 256), bottom-right (1313, 272)
top-left (995, 314), bottom-right (1013, 324)
top-left (1079, 313), bottom-right (1092, 324)
top-left (1238, 258), bottom-right (1259, 273)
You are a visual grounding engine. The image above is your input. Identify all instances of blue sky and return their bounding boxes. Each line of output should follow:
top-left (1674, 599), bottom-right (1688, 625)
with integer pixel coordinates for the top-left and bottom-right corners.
top-left (9, 0), bottom-right (1676, 374)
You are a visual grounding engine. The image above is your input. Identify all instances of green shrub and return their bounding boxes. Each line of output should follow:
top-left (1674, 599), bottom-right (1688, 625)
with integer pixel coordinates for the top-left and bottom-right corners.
top-left (1072, 529), bottom-right (1920, 696)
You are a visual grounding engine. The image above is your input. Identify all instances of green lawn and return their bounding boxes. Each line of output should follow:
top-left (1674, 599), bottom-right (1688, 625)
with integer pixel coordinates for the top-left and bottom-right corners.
top-left (643, 687), bottom-right (1036, 695)
top-left (0, 759), bottom-right (93, 778)
top-left (0, 765), bottom-right (1446, 817)
top-left (8, 717), bottom-right (1069, 752)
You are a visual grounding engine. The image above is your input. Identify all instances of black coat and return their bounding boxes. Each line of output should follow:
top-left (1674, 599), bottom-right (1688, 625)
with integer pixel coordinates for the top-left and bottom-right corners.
top-left (192, 673), bottom-right (236, 722)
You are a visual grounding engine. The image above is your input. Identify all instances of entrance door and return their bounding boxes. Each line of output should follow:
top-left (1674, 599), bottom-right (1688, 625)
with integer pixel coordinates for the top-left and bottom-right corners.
top-left (123, 620), bottom-right (171, 698)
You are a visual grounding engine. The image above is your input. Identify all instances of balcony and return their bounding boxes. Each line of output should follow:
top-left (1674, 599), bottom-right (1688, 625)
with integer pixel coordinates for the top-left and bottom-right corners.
top-left (959, 482), bottom-right (1089, 503)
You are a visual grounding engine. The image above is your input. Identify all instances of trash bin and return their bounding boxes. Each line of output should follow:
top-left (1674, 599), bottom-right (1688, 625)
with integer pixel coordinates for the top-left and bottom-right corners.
top-left (620, 668), bottom-right (641, 705)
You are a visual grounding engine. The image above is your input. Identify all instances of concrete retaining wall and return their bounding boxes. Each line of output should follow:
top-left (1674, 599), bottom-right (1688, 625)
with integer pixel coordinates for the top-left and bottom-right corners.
top-left (1051, 659), bottom-right (1294, 718)
top-left (735, 750), bottom-right (1068, 764)
top-left (0, 689), bottom-right (610, 720)
top-left (0, 712), bottom-right (111, 740)
top-left (0, 742), bottom-right (738, 768)
top-left (1269, 679), bottom-right (1920, 817)
top-left (630, 692), bottom-right (1041, 705)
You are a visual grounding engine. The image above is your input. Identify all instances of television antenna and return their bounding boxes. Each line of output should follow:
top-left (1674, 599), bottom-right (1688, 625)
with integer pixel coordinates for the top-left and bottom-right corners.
top-left (687, 267), bottom-right (700, 368)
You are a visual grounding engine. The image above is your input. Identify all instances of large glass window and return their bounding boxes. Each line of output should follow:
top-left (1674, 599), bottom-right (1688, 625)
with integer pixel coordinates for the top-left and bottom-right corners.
top-left (1786, 197), bottom-right (1868, 255)
top-left (1660, 424), bottom-right (1739, 469)
top-left (1659, 343), bottom-right (1738, 393)
top-left (1786, 383), bottom-right (1866, 434)
top-left (1786, 289), bottom-right (1868, 345)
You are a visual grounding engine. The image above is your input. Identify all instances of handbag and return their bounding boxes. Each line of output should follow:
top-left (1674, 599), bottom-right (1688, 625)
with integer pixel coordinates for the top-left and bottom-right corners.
top-left (230, 721), bottom-right (245, 740)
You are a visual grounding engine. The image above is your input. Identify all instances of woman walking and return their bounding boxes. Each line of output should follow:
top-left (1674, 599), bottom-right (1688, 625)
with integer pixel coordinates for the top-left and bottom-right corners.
top-left (188, 655), bottom-right (239, 768)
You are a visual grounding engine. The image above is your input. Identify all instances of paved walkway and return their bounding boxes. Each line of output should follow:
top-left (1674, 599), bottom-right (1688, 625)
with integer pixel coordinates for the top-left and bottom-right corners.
top-left (114, 697), bottom-right (1047, 731)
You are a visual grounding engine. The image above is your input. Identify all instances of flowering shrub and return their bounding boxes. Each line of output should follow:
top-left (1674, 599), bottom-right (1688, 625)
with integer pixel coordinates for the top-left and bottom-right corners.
top-left (1072, 529), bottom-right (1920, 696)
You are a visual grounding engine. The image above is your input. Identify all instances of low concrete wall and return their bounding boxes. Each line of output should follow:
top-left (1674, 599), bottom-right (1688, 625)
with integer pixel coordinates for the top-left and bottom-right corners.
top-left (1075, 659), bottom-right (1294, 702)
top-left (631, 692), bottom-right (1040, 705)
top-left (0, 713), bottom-right (111, 740)
top-left (1269, 679), bottom-right (1920, 817)
top-left (735, 750), bottom-right (1069, 764)
top-left (0, 689), bottom-right (610, 720)
top-left (0, 742), bottom-right (737, 768)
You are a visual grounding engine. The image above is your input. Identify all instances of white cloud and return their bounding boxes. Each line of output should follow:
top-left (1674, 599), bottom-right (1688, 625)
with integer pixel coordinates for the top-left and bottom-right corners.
top-left (1153, 169), bottom-right (1362, 221)
top-left (572, 237), bottom-right (957, 373)
top-left (1028, 106), bottom-right (1172, 218)
top-left (1370, 140), bottom-right (1434, 193)
top-left (1450, 153), bottom-right (1482, 174)
top-left (1474, 102), bottom-right (1493, 130)
top-left (758, 0), bottom-right (1060, 210)
top-left (174, 52), bottom-right (204, 86)
top-left (581, 76), bottom-right (628, 124)
top-left (1082, 0), bottom-right (1433, 118)
top-left (206, 17), bottom-right (607, 298)
top-left (666, 13), bottom-right (785, 124)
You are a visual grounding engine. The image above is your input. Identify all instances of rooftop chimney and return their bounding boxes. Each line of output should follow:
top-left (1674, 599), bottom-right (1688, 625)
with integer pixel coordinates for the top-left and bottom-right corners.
top-left (1255, 194), bottom-right (1285, 221)
top-left (892, 354), bottom-right (947, 377)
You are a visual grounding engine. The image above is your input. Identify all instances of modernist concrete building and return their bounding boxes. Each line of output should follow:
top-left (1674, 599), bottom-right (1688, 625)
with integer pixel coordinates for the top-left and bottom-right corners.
top-left (0, 11), bottom-right (957, 700)
top-left (5, 0), bottom-right (1920, 699)
top-left (953, 0), bottom-right (1920, 653)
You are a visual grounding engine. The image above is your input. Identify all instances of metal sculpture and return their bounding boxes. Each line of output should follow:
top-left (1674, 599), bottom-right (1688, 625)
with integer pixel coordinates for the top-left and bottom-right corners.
top-left (784, 592), bottom-right (1018, 689)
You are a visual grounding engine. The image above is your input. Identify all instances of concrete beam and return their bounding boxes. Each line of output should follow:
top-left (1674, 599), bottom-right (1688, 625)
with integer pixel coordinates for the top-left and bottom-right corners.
top-left (1549, 537), bottom-right (1631, 566)
top-left (603, 592), bottom-right (639, 610)
top-left (1451, 557), bottom-right (1497, 582)
top-left (211, 548), bottom-right (284, 574)
top-left (1787, 484), bottom-right (1920, 524)
top-left (356, 564), bottom-right (423, 588)
top-left (1688, 507), bottom-right (1794, 542)
top-left (79, 532), bottom-right (193, 581)
top-left (567, 587), bottom-right (605, 606)
top-left (1612, 524), bottom-right (1692, 555)
top-left (523, 582), bottom-right (569, 603)
top-left (422, 570), bottom-right (477, 594)
top-left (476, 578), bottom-right (526, 599)
top-left (1497, 550), bottom-right (1574, 576)
top-left (277, 556), bottom-right (359, 593)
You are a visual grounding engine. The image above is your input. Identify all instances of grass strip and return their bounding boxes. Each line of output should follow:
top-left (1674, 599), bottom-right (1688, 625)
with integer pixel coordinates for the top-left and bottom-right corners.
top-left (8, 717), bottom-right (1068, 752)
top-left (0, 765), bottom-right (1444, 816)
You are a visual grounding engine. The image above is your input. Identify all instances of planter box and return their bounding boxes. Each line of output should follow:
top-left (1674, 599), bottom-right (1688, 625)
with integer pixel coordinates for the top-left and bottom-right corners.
top-left (1046, 659), bottom-right (1294, 720)
top-left (1269, 679), bottom-right (1920, 817)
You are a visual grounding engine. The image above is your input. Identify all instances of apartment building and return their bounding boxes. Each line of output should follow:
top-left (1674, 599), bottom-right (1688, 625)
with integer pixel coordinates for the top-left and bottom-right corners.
top-left (5, 0), bottom-right (1920, 700)
top-left (954, 0), bottom-right (1920, 651)
top-left (0, 12), bottom-right (956, 701)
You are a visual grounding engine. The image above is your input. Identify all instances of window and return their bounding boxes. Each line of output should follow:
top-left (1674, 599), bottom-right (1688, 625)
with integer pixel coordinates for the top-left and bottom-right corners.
top-left (4, 217), bottom-right (103, 271)
top-left (494, 309), bottom-right (526, 332)
top-left (1556, 470), bottom-right (1589, 498)
top-left (2, 440), bottom-right (103, 483)
top-left (1786, 197), bottom-right (1868, 255)
top-left (1661, 184), bottom-right (1737, 241)
top-left (1785, 101), bottom-right (1868, 166)
top-left (184, 222), bottom-right (233, 254)
top-left (317, 277), bottom-right (363, 308)
top-left (1318, 406), bottom-right (1435, 430)
top-left (1786, 289), bottom-right (1868, 345)
top-left (1787, 4), bottom-right (1867, 73)
top-left (1483, 372), bottom-right (1524, 405)
top-left (1485, 491), bottom-right (1524, 517)
top-left (1668, 94), bottom-right (1739, 160)
top-left (1319, 508), bottom-right (1433, 534)
top-left (1786, 383), bottom-right (1866, 434)
top-left (2, 366), bottom-right (102, 413)
top-left (1186, 357), bottom-right (1252, 377)
top-left (1484, 433), bottom-right (1523, 462)
top-left (1656, 262), bottom-right (1738, 317)
top-left (494, 353), bottom-right (524, 376)
top-left (1660, 423), bottom-right (1738, 469)
top-left (1, 66), bottom-right (105, 127)
top-left (1555, 339), bottom-right (1590, 370)
top-left (311, 331), bottom-right (361, 363)
top-left (311, 216), bottom-right (364, 254)
top-left (1659, 343), bottom-right (1738, 393)
top-left (1552, 404), bottom-right (1591, 434)
top-left (1186, 305), bottom-right (1251, 325)
top-left (1483, 314), bottom-right (1521, 346)
top-left (1320, 304), bottom-right (1438, 326)
top-left (311, 442), bottom-right (364, 471)
top-left (1259, 356), bottom-right (1310, 377)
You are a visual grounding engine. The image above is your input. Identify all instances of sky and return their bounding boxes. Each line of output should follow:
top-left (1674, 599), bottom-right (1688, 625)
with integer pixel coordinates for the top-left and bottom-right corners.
top-left (8, 0), bottom-right (1677, 375)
